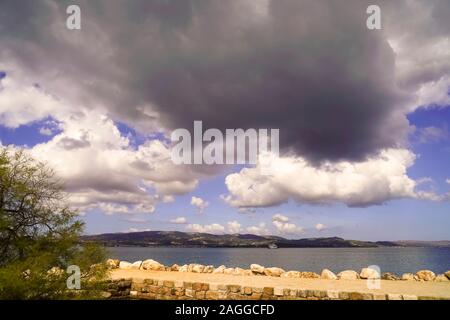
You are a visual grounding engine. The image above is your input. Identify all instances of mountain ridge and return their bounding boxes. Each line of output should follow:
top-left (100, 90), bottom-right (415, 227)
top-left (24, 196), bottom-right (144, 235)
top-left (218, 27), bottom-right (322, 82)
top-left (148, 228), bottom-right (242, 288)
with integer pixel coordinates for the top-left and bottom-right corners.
top-left (81, 231), bottom-right (450, 248)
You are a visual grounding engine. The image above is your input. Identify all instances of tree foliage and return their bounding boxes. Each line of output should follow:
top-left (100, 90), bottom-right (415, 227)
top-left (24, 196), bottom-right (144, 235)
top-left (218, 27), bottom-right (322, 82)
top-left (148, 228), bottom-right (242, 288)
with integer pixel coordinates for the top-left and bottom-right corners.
top-left (0, 147), bottom-right (108, 299)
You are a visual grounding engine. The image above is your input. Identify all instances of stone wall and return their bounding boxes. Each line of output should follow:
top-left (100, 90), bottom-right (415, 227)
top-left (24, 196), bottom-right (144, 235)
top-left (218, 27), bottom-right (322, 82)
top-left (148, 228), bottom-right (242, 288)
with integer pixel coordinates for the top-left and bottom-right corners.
top-left (106, 279), bottom-right (132, 299)
top-left (106, 278), bottom-right (446, 300)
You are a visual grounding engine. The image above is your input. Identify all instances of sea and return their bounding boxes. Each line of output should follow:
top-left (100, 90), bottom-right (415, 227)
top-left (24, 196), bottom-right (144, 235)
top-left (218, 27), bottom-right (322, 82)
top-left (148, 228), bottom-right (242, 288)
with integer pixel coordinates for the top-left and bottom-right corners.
top-left (107, 246), bottom-right (450, 275)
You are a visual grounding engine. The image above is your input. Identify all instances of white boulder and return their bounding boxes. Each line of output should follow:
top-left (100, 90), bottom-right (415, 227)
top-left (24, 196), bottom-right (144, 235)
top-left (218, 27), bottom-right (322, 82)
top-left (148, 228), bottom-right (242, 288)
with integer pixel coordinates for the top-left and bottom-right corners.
top-left (203, 265), bottom-right (215, 273)
top-left (415, 270), bottom-right (436, 281)
top-left (192, 264), bottom-right (205, 273)
top-left (223, 268), bottom-right (235, 275)
top-left (178, 264), bottom-right (189, 272)
top-left (281, 271), bottom-right (301, 278)
top-left (401, 273), bottom-right (415, 281)
top-left (435, 274), bottom-right (449, 282)
top-left (119, 261), bottom-right (133, 269)
top-left (321, 269), bottom-right (337, 280)
top-left (131, 261), bottom-right (143, 269)
top-left (141, 259), bottom-right (164, 271)
top-left (299, 271), bottom-right (320, 279)
top-left (264, 267), bottom-right (285, 277)
top-left (337, 270), bottom-right (359, 280)
top-left (233, 267), bottom-right (247, 276)
top-left (250, 264), bottom-right (265, 275)
top-left (360, 267), bottom-right (380, 279)
top-left (106, 259), bottom-right (120, 269)
top-left (212, 265), bottom-right (226, 274)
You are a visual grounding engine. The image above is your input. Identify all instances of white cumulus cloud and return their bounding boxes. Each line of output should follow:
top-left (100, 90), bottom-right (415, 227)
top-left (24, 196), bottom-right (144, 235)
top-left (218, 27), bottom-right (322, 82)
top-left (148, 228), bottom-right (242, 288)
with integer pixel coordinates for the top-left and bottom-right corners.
top-left (315, 223), bottom-right (326, 231)
top-left (123, 227), bottom-right (151, 233)
top-left (272, 214), bottom-right (290, 223)
top-left (170, 217), bottom-right (187, 224)
top-left (227, 221), bottom-right (242, 234)
top-left (224, 149), bottom-right (438, 208)
top-left (273, 221), bottom-right (302, 234)
top-left (0, 76), bottom-right (66, 128)
top-left (39, 127), bottom-right (53, 136)
top-left (186, 223), bottom-right (225, 234)
top-left (191, 196), bottom-right (209, 213)
top-left (246, 223), bottom-right (270, 236)
top-left (0, 77), bottom-right (205, 216)
top-left (271, 214), bottom-right (302, 234)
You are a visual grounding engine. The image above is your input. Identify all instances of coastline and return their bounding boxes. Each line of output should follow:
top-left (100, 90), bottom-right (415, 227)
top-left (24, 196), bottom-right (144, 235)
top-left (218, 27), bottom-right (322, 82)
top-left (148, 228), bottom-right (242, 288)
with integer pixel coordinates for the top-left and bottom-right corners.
top-left (105, 259), bottom-right (450, 300)
top-left (107, 246), bottom-right (450, 275)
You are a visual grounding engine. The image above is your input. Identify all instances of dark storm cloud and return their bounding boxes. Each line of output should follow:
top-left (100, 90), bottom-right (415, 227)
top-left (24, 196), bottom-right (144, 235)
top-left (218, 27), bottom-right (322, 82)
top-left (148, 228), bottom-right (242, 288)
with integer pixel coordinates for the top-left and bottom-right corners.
top-left (121, 0), bottom-right (410, 162)
top-left (0, 0), bottom-right (447, 162)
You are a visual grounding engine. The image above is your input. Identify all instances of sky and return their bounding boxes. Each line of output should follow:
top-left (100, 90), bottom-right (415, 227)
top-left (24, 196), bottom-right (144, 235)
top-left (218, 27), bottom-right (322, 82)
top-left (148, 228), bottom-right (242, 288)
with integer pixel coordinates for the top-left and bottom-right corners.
top-left (0, 0), bottom-right (449, 241)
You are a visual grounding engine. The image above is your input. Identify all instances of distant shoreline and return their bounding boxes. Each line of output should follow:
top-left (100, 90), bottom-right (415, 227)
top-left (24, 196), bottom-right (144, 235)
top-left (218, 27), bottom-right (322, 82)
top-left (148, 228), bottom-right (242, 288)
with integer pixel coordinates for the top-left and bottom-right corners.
top-left (103, 245), bottom-right (450, 249)
top-left (81, 231), bottom-right (450, 248)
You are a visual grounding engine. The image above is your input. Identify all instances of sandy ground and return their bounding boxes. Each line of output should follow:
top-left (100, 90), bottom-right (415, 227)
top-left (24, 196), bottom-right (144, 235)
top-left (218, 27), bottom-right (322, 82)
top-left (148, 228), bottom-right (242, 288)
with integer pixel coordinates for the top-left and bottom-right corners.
top-left (111, 269), bottom-right (450, 298)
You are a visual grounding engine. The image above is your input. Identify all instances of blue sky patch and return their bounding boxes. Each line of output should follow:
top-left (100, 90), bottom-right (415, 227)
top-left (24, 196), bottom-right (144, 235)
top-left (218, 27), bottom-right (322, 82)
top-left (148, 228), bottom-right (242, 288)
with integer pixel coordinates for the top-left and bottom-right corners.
top-left (0, 116), bottom-right (61, 147)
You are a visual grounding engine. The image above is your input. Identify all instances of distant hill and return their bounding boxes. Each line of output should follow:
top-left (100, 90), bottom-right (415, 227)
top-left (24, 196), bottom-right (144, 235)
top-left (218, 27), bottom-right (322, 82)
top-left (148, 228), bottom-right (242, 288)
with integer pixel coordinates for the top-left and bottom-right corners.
top-left (391, 240), bottom-right (450, 248)
top-left (80, 231), bottom-right (433, 248)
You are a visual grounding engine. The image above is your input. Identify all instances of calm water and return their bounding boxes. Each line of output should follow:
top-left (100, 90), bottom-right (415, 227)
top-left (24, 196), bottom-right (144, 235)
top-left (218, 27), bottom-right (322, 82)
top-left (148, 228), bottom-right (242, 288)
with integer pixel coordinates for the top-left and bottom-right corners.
top-left (108, 247), bottom-right (450, 275)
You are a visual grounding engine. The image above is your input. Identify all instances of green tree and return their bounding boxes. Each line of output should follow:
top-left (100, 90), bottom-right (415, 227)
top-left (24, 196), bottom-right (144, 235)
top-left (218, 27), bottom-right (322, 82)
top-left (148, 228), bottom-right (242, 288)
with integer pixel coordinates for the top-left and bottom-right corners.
top-left (0, 147), bottom-right (108, 299)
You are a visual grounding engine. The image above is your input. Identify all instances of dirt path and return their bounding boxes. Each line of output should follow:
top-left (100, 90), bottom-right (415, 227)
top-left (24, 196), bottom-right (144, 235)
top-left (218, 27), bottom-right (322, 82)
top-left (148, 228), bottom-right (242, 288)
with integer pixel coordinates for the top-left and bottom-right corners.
top-left (111, 269), bottom-right (450, 299)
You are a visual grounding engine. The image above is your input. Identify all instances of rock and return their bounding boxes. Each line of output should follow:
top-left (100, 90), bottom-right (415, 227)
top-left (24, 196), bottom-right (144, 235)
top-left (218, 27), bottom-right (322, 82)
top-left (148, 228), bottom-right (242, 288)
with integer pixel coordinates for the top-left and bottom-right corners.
top-left (415, 270), bottom-right (436, 281)
top-left (264, 267), bottom-right (285, 277)
top-left (445, 271), bottom-right (450, 280)
top-left (212, 265), bottom-right (226, 274)
top-left (141, 259), bottom-right (164, 271)
top-left (170, 264), bottom-right (179, 272)
top-left (223, 267), bottom-right (235, 275)
top-left (119, 261), bottom-right (133, 269)
top-left (250, 264), bottom-right (265, 275)
top-left (281, 271), bottom-right (301, 278)
top-left (233, 267), bottom-right (247, 276)
top-left (178, 264), bottom-right (189, 272)
top-left (337, 270), bottom-right (359, 280)
top-left (321, 269), bottom-right (337, 280)
top-left (131, 261), bottom-right (142, 270)
top-left (243, 269), bottom-right (253, 276)
top-left (192, 264), bottom-right (205, 273)
top-left (187, 264), bottom-right (195, 272)
top-left (106, 259), bottom-right (120, 269)
top-left (299, 271), bottom-right (320, 279)
top-left (435, 274), bottom-right (450, 282)
top-left (203, 265), bottom-right (214, 273)
top-left (381, 272), bottom-right (400, 281)
top-left (360, 267), bottom-right (380, 279)
top-left (401, 273), bottom-right (415, 281)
